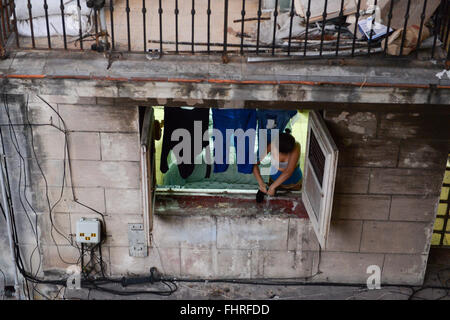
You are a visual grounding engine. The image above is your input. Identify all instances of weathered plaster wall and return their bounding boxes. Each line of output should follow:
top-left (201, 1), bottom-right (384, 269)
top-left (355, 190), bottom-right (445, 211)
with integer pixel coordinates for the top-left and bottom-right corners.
top-left (322, 110), bottom-right (450, 285)
top-left (143, 110), bottom-right (450, 285)
top-left (0, 95), bottom-right (448, 294)
top-left (0, 94), bottom-right (142, 293)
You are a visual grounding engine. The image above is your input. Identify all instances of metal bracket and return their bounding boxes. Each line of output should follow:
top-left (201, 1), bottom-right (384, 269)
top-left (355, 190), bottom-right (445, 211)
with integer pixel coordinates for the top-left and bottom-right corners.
top-left (128, 223), bottom-right (148, 257)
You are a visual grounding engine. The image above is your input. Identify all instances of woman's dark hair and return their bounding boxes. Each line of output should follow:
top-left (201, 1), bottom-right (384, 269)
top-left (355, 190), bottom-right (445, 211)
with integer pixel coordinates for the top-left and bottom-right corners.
top-left (278, 129), bottom-right (296, 153)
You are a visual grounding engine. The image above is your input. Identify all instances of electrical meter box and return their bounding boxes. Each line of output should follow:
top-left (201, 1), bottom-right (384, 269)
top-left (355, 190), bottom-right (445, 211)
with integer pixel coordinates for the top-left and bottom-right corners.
top-left (76, 218), bottom-right (101, 244)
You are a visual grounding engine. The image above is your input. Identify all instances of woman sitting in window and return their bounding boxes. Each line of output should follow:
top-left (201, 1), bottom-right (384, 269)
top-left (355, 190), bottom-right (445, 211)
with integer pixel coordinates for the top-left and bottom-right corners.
top-left (253, 129), bottom-right (302, 201)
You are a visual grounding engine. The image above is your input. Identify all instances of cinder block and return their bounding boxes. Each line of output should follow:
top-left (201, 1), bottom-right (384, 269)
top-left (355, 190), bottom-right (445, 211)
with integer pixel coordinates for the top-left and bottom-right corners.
top-left (0, 124), bottom-right (29, 158)
top-left (100, 133), bottom-right (140, 161)
top-left (180, 247), bottom-right (216, 278)
top-left (390, 196), bottom-right (440, 222)
top-left (19, 244), bottom-right (45, 278)
top-left (96, 245), bottom-right (111, 277)
top-left (38, 212), bottom-right (72, 246)
top-left (262, 250), bottom-right (313, 278)
top-left (105, 188), bottom-right (142, 215)
top-left (324, 111), bottom-right (378, 138)
top-left (337, 138), bottom-right (399, 168)
top-left (0, 241), bottom-right (15, 281)
top-left (334, 167), bottom-right (370, 194)
top-left (325, 220), bottom-right (363, 252)
top-left (360, 221), bottom-right (433, 254)
top-left (287, 218), bottom-right (298, 251)
top-left (28, 101), bottom-right (64, 126)
top-left (26, 158), bottom-right (71, 188)
top-left (0, 95), bottom-right (61, 126)
top-left (70, 160), bottom-right (140, 189)
top-left (152, 215), bottom-right (216, 249)
top-left (105, 215), bottom-right (144, 246)
top-left (67, 132), bottom-right (101, 160)
top-left (42, 245), bottom-right (81, 271)
top-left (49, 187), bottom-right (105, 215)
top-left (378, 112), bottom-right (450, 140)
top-left (216, 216), bottom-right (289, 250)
top-left (398, 140), bottom-right (449, 170)
top-left (332, 194), bottom-right (391, 220)
top-left (58, 104), bottom-right (138, 132)
top-left (382, 254), bottom-right (428, 286)
top-left (369, 168), bottom-right (444, 196)
top-left (312, 251), bottom-right (384, 284)
top-left (31, 125), bottom-right (66, 160)
top-left (250, 249), bottom-right (264, 278)
top-left (299, 221), bottom-right (320, 252)
top-left (0, 190), bottom-right (41, 245)
top-left (0, 95), bottom-right (24, 125)
top-left (4, 157), bottom-right (68, 189)
top-left (109, 246), bottom-right (180, 276)
top-left (217, 249), bottom-right (252, 278)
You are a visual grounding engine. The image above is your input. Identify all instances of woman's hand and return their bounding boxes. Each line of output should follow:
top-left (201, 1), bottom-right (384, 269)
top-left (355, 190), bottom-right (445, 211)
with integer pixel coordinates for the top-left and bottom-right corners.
top-left (259, 183), bottom-right (268, 194)
top-left (267, 186), bottom-right (276, 196)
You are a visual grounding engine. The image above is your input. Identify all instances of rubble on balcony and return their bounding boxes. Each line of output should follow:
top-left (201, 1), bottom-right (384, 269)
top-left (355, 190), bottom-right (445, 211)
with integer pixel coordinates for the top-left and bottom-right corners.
top-left (231, 0), bottom-right (445, 57)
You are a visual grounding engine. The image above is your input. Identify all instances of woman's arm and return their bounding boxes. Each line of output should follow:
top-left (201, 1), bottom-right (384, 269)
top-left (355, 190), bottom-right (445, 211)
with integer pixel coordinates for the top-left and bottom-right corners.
top-left (253, 164), bottom-right (267, 193)
top-left (268, 142), bottom-right (300, 195)
top-left (253, 144), bottom-right (271, 193)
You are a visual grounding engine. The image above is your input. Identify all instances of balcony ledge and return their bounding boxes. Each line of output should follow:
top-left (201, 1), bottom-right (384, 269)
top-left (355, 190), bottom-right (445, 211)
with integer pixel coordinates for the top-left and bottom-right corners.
top-left (1, 49), bottom-right (449, 109)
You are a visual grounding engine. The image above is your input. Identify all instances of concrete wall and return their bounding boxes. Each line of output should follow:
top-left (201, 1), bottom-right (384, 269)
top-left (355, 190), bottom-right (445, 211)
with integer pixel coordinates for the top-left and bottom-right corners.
top-left (323, 110), bottom-right (450, 285)
top-left (0, 95), bottom-right (448, 293)
top-left (0, 94), bottom-right (142, 288)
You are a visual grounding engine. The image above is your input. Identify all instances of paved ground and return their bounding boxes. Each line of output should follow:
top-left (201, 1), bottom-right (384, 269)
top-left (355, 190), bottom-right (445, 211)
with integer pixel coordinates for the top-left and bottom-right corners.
top-left (62, 248), bottom-right (450, 300)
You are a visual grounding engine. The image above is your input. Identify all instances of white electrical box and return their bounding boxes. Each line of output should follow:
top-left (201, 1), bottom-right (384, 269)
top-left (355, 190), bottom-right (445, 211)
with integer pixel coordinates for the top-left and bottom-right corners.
top-left (76, 218), bottom-right (101, 244)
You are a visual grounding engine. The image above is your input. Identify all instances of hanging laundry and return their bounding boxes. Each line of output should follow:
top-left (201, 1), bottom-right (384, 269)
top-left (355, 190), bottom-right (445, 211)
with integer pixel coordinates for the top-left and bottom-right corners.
top-left (212, 108), bottom-right (257, 174)
top-left (257, 109), bottom-right (297, 143)
top-left (160, 107), bottom-right (210, 179)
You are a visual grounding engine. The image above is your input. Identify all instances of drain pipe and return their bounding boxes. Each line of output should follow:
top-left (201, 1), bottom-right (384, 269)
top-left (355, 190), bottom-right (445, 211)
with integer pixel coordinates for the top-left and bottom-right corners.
top-left (140, 144), bottom-right (150, 247)
top-left (0, 154), bottom-right (21, 300)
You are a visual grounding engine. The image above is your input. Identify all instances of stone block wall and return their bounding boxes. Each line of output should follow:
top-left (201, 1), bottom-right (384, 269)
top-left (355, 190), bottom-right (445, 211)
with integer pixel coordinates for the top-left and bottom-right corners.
top-left (0, 94), bottom-right (142, 283)
top-left (322, 110), bottom-right (450, 285)
top-left (0, 95), bottom-right (448, 290)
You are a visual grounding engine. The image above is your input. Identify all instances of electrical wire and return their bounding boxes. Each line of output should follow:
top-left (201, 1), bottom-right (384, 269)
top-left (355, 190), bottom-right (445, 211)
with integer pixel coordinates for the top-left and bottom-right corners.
top-left (2, 95), bottom-right (40, 298)
top-left (0, 268), bottom-right (6, 300)
top-left (1, 96), bottom-right (77, 297)
top-left (2, 94), bottom-right (449, 300)
top-left (1, 94), bottom-right (178, 298)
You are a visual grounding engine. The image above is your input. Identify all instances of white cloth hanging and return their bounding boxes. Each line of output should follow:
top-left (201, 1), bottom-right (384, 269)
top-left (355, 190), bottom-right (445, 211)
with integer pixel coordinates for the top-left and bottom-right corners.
top-left (16, 13), bottom-right (93, 37)
top-left (12, 0), bottom-right (94, 37)
top-left (13, 0), bottom-right (92, 20)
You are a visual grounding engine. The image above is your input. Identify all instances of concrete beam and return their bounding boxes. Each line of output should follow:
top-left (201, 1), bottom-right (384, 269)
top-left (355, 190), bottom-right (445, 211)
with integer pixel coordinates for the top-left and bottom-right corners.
top-left (1, 50), bottom-right (449, 110)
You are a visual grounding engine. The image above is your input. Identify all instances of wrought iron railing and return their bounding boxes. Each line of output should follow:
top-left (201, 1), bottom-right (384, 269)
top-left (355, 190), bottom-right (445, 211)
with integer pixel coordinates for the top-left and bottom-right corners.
top-left (0, 0), bottom-right (16, 57)
top-left (0, 0), bottom-right (449, 64)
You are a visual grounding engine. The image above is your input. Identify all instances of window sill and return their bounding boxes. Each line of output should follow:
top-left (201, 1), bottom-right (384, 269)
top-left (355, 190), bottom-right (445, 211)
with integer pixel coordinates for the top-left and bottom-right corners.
top-left (154, 190), bottom-right (308, 219)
